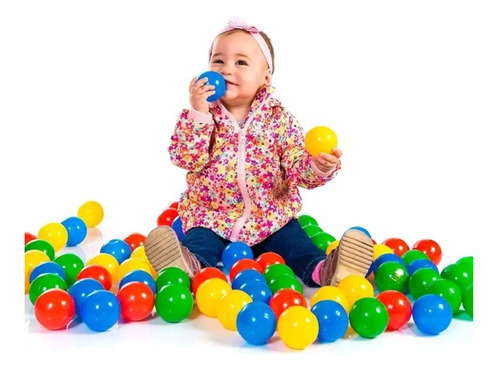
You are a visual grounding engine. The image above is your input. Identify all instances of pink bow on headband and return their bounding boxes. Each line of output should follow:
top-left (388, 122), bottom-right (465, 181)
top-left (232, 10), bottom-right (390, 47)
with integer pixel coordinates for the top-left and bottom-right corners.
top-left (209, 17), bottom-right (273, 73)
top-left (221, 17), bottom-right (260, 34)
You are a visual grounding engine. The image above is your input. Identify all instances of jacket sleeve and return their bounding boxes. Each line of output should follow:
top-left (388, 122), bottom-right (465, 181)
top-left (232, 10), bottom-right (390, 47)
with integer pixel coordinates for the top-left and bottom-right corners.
top-left (280, 110), bottom-right (341, 189)
top-left (168, 109), bottom-right (215, 172)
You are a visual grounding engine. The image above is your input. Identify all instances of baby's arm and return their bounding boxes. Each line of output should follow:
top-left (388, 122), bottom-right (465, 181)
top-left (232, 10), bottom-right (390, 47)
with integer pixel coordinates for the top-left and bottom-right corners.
top-left (168, 77), bottom-right (216, 172)
top-left (280, 111), bottom-right (341, 189)
top-left (168, 108), bottom-right (214, 172)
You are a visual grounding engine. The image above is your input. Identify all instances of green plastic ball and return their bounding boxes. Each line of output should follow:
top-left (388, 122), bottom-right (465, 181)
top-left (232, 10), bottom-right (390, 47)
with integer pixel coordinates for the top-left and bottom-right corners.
top-left (25, 239), bottom-right (55, 261)
top-left (408, 267), bottom-right (440, 300)
top-left (456, 256), bottom-right (473, 272)
top-left (427, 279), bottom-right (462, 314)
top-left (462, 284), bottom-right (473, 318)
top-left (349, 297), bottom-right (389, 338)
top-left (155, 283), bottom-right (193, 323)
top-left (156, 267), bottom-right (191, 292)
top-left (401, 250), bottom-right (429, 266)
top-left (312, 232), bottom-right (336, 252)
top-left (441, 263), bottom-right (473, 294)
top-left (269, 274), bottom-right (303, 294)
top-left (303, 225), bottom-right (323, 237)
top-left (263, 263), bottom-right (294, 283)
top-left (29, 273), bottom-right (68, 304)
top-left (298, 215), bottom-right (318, 228)
top-left (374, 261), bottom-right (409, 293)
top-left (53, 253), bottom-right (84, 286)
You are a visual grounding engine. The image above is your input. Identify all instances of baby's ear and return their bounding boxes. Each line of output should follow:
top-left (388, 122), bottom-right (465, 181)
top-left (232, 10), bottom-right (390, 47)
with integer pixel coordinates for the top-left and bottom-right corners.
top-left (264, 70), bottom-right (272, 86)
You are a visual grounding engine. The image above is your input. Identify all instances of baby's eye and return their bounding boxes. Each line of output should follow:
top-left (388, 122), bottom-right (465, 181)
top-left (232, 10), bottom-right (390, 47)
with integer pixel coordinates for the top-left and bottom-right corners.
top-left (236, 60), bottom-right (248, 66)
top-left (212, 59), bottom-right (223, 64)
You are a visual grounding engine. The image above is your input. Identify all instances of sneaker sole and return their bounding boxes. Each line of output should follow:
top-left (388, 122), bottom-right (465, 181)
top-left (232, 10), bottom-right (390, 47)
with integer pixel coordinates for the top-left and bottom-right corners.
top-left (330, 229), bottom-right (374, 286)
top-left (144, 226), bottom-right (191, 275)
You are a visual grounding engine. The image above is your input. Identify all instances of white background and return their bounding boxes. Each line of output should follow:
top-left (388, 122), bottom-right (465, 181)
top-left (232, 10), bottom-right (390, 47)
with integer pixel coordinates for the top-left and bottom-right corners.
top-left (2, 0), bottom-right (498, 369)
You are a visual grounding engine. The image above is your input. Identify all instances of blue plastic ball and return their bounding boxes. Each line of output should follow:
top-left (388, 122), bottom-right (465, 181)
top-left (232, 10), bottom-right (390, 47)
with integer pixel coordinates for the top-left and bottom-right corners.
top-left (412, 294), bottom-right (452, 335)
top-left (29, 261), bottom-right (67, 284)
top-left (372, 253), bottom-right (405, 274)
top-left (100, 239), bottom-right (131, 264)
top-left (236, 302), bottom-right (276, 345)
top-left (240, 281), bottom-right (272, 304)
top-left (80, 290), bottom-right (121, 332)
top-left (198, 71), bottom-right (226, 102)
top-left (61, 216), bottom-right (88, 246)
top-left (171, 216), bottom-right (186, 243)
top-left (407, 259), bottom-right (439, 276)
top-left (119, 269), bottom-right (156, 294)
top-left (232, 269), bottom-right (266, 290)
top-left (311, 300), bottom-right (349, 342)
top-left (222, 241), bottom-right (253, 271)
top-left (349, 226), bottom-right (371, 238)
top-left (68, 278), bottom-right (104, 316)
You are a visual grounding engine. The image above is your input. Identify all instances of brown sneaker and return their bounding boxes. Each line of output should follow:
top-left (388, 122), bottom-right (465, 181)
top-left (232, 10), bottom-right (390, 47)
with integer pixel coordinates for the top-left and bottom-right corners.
top-left (320, 229), bottom-right (374, 286)
top-left (144, 226), bottom-right (201, 278)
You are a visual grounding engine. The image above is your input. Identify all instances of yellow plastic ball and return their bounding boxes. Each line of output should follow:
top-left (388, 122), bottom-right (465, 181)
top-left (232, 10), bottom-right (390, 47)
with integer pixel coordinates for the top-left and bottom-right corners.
top-left (86, 253), bottom-right (119, 282)
top-left (131, 245), bottom-right (158, 278)
top-left (277, 306), bottom-right (319, 350)
top-left (373, 244), bottom-right (394, 261)
top-left (309, 286), bottom-right (349, 312)
top-left (325, 240), bottom-right (340, 255)
top-left (115, 258), bottom-right (152, 283)
top-left (304, 126), bottom-right (338, 156)
top-left (195, 278), bottom-right (231, 318)
top-left (337, 275), bottom-right (374, 311)
top-left (24, 250), bottom-right (50, 294)
top-left (77, 200), bottom-right (104, 228)
top-left (38, 222), bottom-right (68, 252)
top-left (217, 290), bottom-right (252, 331)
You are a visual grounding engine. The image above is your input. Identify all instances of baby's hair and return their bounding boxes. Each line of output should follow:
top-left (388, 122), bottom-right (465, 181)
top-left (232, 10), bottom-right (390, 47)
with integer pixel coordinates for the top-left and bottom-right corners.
top-left (218, 29), bottom-right (275, 74)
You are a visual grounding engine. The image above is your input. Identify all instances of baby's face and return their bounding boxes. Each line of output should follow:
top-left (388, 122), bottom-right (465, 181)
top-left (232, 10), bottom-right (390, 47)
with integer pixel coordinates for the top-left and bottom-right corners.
top-left (210, 31), bottom-right (271, 107)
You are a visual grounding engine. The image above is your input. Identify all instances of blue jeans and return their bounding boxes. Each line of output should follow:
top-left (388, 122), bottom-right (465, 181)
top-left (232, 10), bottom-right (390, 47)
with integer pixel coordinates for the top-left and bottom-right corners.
top-left (182, 219), bottom-right (326, 287)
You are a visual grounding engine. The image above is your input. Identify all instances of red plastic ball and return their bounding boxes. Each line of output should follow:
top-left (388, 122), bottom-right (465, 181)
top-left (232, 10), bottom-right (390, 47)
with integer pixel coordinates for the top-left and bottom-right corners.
top-left (376, 290), bottom-right (412, 331)
top-left (157, 208), bottom-right (179, 227)
top-left (255, 252), bottom-right (286, 271)
top-left (382, 237), bottom-right (410, 257)
top-left (124, 233), bottom-right (146, 251)
top-left (117, 282), bottom-right (155, 321)
top-left (229, 258), bottom-right (264, 282)
top-left (269, 288), bottom-right (307, 318)
top-left (412, 239), bottom-right (442, 265)
top-left (169, 201), bottom-right (179, 210)
top-left (34, 288), bottom-right (75, 330)
top-left (76, 264), bottom-right (113, 290)
top-left (191, 267), bottom-right (227, 295)
top-left (25, 232), bottom-right (37, 246)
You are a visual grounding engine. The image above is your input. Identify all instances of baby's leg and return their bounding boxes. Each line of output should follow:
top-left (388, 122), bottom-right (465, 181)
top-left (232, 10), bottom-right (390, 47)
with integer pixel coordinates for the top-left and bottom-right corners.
top-left (254, 218), bottom-right (326, 287)
top-left (145, 226), bottom-right (228, 278)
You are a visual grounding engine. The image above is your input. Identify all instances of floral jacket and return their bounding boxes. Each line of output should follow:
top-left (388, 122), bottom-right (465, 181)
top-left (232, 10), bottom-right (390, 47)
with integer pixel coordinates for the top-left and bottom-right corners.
top-left (168, 85), bottom-right (340, 246)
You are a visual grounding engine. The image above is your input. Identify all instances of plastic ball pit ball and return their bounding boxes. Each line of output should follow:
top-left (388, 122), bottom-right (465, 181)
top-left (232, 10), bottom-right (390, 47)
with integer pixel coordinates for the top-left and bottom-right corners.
top-left (236, 302), bottom-right (276, 345)
top-left (77, 201), bottom-right (104, 228)
top-left (155, 283), bottom-right (193, 323)
top-left (198, 71), bottom-right (226, 102)
top-left (412, 294), bottom-right (452, 335)
top-left (277, 306), bottom-right (319, 350)
top-left (34, 288), bottom-right (75, 330)
top-left (304, 126), bottom-right (338, 156)
top-left (349, 297), bottom-right (389, 338)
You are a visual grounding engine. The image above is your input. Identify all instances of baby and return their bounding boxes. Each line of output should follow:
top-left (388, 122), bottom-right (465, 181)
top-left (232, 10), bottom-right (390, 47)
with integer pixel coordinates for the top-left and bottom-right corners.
top-left (145, 18), bottom-right (373, 288)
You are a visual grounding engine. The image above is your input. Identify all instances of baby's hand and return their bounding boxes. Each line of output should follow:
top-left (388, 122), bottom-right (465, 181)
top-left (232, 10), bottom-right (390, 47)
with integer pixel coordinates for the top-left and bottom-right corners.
top-left (189, 76), bottom-right (215, 113)
top-left (312, 148), bottom-right (342, 173)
